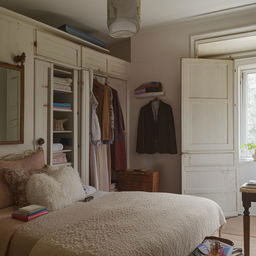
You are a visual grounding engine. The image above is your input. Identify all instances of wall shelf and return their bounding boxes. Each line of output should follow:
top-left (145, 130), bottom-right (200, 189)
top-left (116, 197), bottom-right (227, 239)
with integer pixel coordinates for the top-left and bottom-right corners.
top-left (135, 91), bottom-right (165, 98)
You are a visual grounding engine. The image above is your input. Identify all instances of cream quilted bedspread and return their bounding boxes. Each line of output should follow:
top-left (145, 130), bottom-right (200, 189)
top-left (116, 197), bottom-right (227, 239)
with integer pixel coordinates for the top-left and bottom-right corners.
top-left (13, 192), bottom-right (225, 256)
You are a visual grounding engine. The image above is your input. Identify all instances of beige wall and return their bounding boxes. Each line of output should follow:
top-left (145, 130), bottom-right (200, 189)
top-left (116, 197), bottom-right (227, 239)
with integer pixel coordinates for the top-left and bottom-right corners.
top-left (130, 7), bottom-right (256, 194)
top-left (0, 14), bottom-right (35, 155)
top-left (109, 38), bottom-right (131, 62)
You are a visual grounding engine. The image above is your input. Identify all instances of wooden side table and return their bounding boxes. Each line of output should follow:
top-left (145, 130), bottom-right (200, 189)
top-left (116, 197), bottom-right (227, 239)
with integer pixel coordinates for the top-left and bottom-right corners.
top-left (240, 184), bottom-right (256, 256)
top-left (116, 170), bottom-right (159, 192)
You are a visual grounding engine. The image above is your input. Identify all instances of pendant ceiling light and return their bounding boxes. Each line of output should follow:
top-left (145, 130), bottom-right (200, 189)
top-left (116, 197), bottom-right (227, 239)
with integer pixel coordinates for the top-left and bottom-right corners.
top-left (107, 0), bottom-right (141, 38)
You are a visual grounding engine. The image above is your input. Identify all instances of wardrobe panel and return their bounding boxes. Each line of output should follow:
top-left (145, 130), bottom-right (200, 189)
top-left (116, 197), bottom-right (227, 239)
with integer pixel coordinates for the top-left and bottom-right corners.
top-left (35, 31), bottom-right (81, 66)
top-left (107, 56), bottom-right (129, 80)
top-left (34, 59), bottom-right (51, 161)
top-left (82, 47), bottom-right (107, 73)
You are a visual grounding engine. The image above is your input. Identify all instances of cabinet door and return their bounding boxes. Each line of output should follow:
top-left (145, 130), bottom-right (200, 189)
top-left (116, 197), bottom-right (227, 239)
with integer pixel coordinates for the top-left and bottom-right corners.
top-left (107, 56), bottom-right (129, 80)
top-left (35, 31), bottom-right (81, 66)
top-left (34, 59), bottom-right (51, 161)
top-left (182, 58), bottom-right (233, 151)
top-left (82, 47), bottom-right (107, 73)
top-left (80, 69), bottom-right (91, 185)
top-left (182, 153), bottom-right (237, 216)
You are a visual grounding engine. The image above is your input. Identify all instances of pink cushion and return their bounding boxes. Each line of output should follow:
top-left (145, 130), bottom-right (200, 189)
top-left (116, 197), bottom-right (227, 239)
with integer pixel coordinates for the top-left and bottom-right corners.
top-left (0, 150), bottom-right (45, 209)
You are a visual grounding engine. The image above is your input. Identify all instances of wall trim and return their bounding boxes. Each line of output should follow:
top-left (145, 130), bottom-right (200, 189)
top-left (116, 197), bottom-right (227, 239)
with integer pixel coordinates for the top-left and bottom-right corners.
top-left (190, 25), bottom-right (256, 57)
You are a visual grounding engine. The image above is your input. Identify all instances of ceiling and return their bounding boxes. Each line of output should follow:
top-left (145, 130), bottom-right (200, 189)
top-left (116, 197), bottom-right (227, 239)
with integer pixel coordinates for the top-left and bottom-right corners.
top-left (1, 0), bottom-right (256, 44)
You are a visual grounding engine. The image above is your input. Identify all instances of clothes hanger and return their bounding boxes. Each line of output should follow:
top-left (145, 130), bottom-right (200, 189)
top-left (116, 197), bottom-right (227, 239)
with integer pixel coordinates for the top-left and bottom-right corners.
top-left (152, 96), bottom-right (160, 102)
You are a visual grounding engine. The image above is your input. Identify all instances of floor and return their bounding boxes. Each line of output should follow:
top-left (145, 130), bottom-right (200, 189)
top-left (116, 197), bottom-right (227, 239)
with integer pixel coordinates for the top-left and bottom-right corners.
top-left (221, 216), bottom-right (256, 256)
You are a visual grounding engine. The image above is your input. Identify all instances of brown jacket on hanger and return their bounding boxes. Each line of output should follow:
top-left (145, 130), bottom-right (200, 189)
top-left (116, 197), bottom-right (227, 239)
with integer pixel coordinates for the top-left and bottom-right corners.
top-left (93, 79), bottom-right (112, 142)
top-left (136, 100), bottom-right (177, 154)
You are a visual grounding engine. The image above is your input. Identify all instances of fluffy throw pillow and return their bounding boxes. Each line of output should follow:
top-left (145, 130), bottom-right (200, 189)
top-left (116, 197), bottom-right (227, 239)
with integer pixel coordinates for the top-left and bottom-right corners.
top-left (3, 168), bottom-right (47, 207)
top-left (0, 150), bottom-right (45, 209)
top-left (26, 166), bottom-right (86, 211)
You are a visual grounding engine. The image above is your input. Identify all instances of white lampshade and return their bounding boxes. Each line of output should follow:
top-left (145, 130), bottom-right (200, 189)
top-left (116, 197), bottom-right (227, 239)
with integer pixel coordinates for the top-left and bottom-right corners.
top-left (107, 0), bottom-right (141, 38)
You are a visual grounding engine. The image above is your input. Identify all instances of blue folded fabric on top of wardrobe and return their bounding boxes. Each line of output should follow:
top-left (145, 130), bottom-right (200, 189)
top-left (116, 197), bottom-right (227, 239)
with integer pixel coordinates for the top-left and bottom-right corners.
top-left (59, 24), bottom-right (107, 49)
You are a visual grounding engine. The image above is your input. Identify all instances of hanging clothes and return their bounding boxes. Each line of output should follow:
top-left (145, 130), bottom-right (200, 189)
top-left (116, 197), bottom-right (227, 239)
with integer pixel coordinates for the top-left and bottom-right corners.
top-left (89, 144), bottom-right (110, 191)
top-left (90, 93), bottom-right (101, 144)
top-left (136, 100), bottom-right (177, 154)
top-left (90, 78), bottom-right (126, 190)
top-left (111, 88), bottom-right (126, 171)
top-left (90, 79), bottom-right (110, 191)
top-left (93, 79), bottom-right (112, 142)
top-left (102, 86), bottom-right (112, 142)
top-left (89, 91), bottom-right (101, 190)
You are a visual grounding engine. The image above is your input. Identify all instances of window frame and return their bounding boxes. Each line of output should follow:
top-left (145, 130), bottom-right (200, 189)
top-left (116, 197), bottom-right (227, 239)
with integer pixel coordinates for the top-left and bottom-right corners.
top-left (240, 68), bottom-right (256, 159)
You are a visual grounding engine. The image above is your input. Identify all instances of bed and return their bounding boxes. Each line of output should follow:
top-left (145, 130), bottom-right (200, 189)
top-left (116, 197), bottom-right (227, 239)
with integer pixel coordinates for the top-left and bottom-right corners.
top-left (0, 191), bottom-right (225, 256)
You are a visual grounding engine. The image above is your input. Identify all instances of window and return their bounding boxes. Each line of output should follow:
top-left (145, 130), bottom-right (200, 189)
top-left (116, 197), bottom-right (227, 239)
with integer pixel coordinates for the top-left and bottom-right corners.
top-left (240, 70), bottom-right (256, 159)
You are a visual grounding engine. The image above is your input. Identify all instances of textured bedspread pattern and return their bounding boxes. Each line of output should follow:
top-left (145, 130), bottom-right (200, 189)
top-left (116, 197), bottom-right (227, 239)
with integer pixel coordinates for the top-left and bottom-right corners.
top-left (11, 192), bottom-right (225, 256)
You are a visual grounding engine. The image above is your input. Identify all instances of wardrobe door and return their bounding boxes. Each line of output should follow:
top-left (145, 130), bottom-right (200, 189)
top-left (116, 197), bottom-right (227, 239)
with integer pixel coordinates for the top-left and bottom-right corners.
top-left (80, 69), bottom-right (91, 185)
top-left (34, 59), bottom-right (51, 160)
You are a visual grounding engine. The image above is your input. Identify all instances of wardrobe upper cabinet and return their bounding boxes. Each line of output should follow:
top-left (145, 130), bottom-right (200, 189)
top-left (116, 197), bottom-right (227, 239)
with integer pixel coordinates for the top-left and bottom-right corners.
top-left (35, 31), bottom-right (81, 66)
top-left (82, 47), bottom-right (107, 73)
top-left (107, 56), bottom-right (129, 80)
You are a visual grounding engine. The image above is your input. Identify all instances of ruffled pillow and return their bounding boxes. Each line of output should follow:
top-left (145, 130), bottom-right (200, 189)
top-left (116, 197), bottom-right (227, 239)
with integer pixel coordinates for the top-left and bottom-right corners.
top-left (0, 150), bottom-right (45, 209)
top-left (26, 166), bottom-right (85, 211)
top-left (3, 168), bottom-right (47, 207)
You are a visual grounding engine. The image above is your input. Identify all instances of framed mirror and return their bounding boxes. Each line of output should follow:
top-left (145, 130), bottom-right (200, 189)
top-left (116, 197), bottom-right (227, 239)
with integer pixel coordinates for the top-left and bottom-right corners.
top-left (0, 63), bottom-right (24, 144)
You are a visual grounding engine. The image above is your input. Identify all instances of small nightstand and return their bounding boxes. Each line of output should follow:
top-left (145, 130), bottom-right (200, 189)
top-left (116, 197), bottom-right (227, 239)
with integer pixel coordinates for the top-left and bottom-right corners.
top-left (116, 170), bottom-right (159, 192)
top-left (240, 183), bottom-right (256, 256)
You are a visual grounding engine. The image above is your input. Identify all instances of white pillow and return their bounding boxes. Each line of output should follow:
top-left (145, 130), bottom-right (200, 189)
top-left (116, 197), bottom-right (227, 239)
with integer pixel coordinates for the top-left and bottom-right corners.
top-left (26, 166), bottom-right (86, 211)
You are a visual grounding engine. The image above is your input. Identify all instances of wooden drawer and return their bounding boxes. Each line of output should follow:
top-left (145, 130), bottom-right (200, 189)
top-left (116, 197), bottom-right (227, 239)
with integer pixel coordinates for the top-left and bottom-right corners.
top-left (35, 30), bottom-right (81, 66)
top-left (116, 171), bottom-right (159, 192)
top-left (107, 55), bottom-right (129, 79)
top-left (82, 47), bottom-right (107, 73)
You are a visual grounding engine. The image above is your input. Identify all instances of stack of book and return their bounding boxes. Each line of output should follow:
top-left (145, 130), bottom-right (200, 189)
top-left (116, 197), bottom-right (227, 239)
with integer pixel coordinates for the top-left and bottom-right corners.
top-left (192, 237), bottom-right (235, 256)
top-left (12, 205), bottom-right (48, 222)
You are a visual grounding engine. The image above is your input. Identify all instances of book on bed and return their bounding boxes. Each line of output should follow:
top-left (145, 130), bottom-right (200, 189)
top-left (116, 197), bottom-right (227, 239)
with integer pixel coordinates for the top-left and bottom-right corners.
top-left (12, 204), bottom-right (48, 222)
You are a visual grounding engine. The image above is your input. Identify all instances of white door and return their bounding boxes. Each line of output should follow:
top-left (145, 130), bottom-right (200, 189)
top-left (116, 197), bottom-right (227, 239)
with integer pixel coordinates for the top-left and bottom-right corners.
top-left (182, 58), bottom-right (237, 216)
top-left (34, 59), bottom-right (51, 160)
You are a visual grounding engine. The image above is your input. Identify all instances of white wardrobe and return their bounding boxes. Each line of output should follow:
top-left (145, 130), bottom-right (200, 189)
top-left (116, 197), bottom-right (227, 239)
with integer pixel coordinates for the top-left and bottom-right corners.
top-left (182, 58), bottom-right (237, 217)
top-left (32, 30), bottom-right (129, 186)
